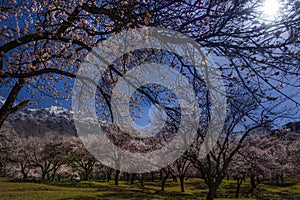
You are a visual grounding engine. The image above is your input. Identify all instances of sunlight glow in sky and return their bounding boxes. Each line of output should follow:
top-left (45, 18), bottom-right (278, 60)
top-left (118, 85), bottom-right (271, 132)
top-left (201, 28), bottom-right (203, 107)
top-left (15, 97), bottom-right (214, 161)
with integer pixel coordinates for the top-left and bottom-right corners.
top-left (260, 0), bottom-right (280, 18)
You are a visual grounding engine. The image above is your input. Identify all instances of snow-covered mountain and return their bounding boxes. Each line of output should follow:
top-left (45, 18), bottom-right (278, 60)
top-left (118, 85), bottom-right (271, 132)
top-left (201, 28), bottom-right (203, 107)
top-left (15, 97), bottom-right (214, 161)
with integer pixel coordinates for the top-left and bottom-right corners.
top-left (4, 105), bottom-right (76, 137)
top-left (1, 96), bottom-right (299, 139)
top-left (9, 106), bottom-right (71, 121)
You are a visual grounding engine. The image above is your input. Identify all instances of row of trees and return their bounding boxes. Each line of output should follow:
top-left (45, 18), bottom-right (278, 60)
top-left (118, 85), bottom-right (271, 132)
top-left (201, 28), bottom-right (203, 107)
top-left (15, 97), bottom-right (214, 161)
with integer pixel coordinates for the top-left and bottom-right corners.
top-left (0, 125), bottom-right (97, 181)
top-left (1, 124), bottom-right (299, 199)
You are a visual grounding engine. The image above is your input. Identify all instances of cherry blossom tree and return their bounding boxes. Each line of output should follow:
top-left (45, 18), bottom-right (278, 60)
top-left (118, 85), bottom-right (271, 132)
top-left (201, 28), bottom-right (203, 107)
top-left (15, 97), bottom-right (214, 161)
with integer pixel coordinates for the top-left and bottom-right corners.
top-left (228, 141), bottom-right (271, 198)
top-left (186, 82), bottom-right (273, 200)
top-left (0, 122), bottom-right (19, 177)
top-left (287, 139), bottom-right (300, 176)
top-left (169, 155), bottom-right (192, 192)
top-left (160, 166), bottom-right (171, 192)
top-left (233, 128), bottom-right (300, 197)
top-left (68, 138), bottom-right (97, 181)
top-left (228, 154), bottom-right (247, 199)
top-left (24, 132), bottom-right (72, 180)
top-left (14, 136), bottom-right (34, 179)
top-left (0, 0), bottom-right (161, 127)
top-left (0, 0), bottom-right (299, 127)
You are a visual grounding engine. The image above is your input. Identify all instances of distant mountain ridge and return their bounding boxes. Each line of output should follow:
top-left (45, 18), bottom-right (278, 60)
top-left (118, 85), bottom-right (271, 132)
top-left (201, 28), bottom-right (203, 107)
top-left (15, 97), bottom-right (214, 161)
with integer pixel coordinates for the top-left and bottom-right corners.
top-left (5, 105), bottom-right (76, 137)
top-left (0, 96), bottom-right (299, 138)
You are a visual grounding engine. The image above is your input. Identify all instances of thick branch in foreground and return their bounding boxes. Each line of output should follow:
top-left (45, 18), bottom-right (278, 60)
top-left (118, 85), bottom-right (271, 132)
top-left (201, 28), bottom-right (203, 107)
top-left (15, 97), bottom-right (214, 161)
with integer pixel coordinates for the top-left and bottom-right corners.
top-left (0, 78), bottom-right (28, 127)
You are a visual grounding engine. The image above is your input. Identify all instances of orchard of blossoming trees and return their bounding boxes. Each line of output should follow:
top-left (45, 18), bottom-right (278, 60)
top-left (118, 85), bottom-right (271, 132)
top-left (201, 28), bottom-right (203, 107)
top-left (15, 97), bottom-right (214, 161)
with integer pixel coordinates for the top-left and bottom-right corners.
top-left (0, 122), bottom-right (300, 198)
top-left (0, 0), bottom-right (299, 200)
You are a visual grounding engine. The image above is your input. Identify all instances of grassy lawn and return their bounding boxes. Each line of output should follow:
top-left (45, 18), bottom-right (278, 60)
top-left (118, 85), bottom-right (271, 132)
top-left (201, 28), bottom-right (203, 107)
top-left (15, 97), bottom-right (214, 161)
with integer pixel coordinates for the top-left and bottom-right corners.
top-left (0, 178), bottom-right (299, 200)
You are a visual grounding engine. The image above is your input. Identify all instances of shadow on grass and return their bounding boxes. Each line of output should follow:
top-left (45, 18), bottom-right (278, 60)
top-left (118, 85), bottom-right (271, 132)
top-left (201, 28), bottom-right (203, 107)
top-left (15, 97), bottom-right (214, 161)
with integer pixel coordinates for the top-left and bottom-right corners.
top-left (47, 181), bottom-right (101, 188)
top-left (45, 180), bottom-right (201, 200)
top-left (60, 191), bottom-right (198, 200)
top-left (4, 179), bottom-right (299, 199)
top-left (263, 182), bottom-right (297, 187)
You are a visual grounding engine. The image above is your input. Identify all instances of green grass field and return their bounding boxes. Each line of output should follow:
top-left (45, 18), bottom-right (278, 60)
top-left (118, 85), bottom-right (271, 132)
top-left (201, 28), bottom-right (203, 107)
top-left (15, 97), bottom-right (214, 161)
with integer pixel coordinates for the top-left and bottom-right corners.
top-left (0, 178), bottom-right (299, 200)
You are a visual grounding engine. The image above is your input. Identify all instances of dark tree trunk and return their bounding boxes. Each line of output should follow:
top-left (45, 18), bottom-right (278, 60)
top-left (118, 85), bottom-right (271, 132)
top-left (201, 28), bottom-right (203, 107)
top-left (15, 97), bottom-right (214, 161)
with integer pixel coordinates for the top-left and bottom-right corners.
top-left (107, 171), bottom-right (111, 182)
top-left (250, 174), bottom-right (256, 195)
top-left (115, 170), bottom-right (120, 185)
top-left (0, 79), bottom-right (28, 128)
top-left (41, 172), bottom-right (46, 181)
top-left (126, 172), bottom-right (130, 182)
top-left (21, 171), bottom-right (28, 180)
top-left (256, 175), bottom-right (260, 185)
top-left (179, 175), bottom-right (185, 192)
top-left (161, 171), bottom-right (169, 191)
top-left (51, 168), bottom-right (58, 181)
top-left (280, 173), bottom-right (284, 183)
top-left (130, 173), bottom-right (136, 184)
top-left (205, 177), bottom-right (224, 200)
top-left (275, 175), bottom-right (279, 185)
top-left (235, 178), bottom-right (243, 198)
top-left (206, 184), bottom-right (218, 200)
top-left (151, 172), bottom-right (154, 182)
top-left (79, 172), bottom-right (84, 180)
top-left (20, 163), bottom-right (28, 180)
top-left (140, 173), bottom-right (144, 187)
top-left (173, 175), bottom-right (177, 182)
